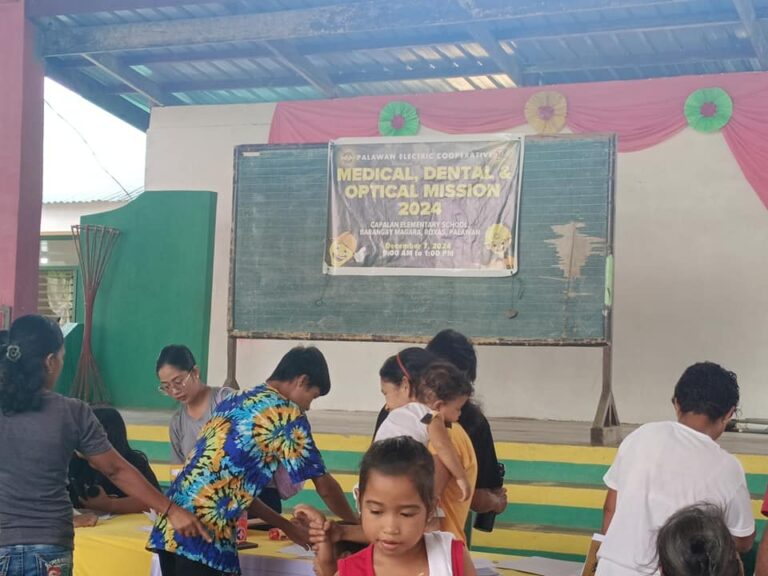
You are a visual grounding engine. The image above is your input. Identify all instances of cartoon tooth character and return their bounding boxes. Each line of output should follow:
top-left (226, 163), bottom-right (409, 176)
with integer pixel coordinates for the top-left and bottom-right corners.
top-left (328, 232), bottom-right (358, 267)
top-left (484, 223), bottom-right (515, 269)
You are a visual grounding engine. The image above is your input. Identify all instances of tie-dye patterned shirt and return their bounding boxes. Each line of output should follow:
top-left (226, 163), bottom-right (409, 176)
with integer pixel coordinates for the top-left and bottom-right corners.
top-left (147, 384), bottom-right (326, 574)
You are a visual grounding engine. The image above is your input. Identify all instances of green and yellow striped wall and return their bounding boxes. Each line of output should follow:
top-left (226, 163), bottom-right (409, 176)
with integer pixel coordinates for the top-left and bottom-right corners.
top-left (127, 424), bottom-right (768, 563)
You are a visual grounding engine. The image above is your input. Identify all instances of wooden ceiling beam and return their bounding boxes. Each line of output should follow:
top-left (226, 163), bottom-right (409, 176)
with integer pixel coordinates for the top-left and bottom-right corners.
top-left (40, 0), bottom-right (689, 57)
top-left (107, 44), bottom-right (751, 95)
top-left (526, 44), bottom-right (752, 73)
top-left (263, 40), bottom-right (338, 98)
top-left (456, 0), bottom-right (522, 85)
top-left (44, 7), bottom-right (742, 71)
top-left (27, 0), bottom-right (241, 18)
top-left (82, 53), bottom-right (181, 106)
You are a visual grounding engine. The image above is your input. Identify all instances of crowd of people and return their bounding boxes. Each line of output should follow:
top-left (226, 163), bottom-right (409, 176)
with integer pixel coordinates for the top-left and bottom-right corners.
top-left (0, 313), bottom-right (763, 576)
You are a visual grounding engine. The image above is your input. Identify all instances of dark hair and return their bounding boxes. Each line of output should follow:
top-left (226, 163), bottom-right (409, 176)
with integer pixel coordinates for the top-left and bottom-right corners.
top-left (673, 362), bottom-right (739, 422)
top-left (426, 329), bottom-right (477, 383)
top-left (359, 436), bottom-right (435, 511)
top-left (0, 315), bottom-right (64, 415)
top-left (68, 407), bottom-right (159, 503)
top-left (379, 347), bottom-right (436, 389)
top-left (93, 407), bottom-right (136, 459)
top-left (656, 504), bottom-right (742, 576)
top-left (91, 407), bottom-right (156, 484)
top-left (426, 329), bottom-right (487, 432)
top-left (416, 361), bottom-right (473, 404)
top-left (155, 344), bottom-right (196, 373)
top-left (268, 346), bottom-right (331, 396)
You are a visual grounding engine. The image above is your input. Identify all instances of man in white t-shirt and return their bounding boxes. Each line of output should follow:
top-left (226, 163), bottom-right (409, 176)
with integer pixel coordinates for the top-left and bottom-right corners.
top-left (597, 362), bottom-right (755, 576)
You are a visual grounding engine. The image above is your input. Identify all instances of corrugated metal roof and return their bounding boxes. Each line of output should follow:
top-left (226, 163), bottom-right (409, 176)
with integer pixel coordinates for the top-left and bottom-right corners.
top-left (30, 0), bottom-right (768, 131)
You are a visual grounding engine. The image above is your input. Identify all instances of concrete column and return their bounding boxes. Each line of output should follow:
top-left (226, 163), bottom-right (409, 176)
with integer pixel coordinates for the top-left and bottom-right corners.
top-left (0, 1), bottom-right (44, 319)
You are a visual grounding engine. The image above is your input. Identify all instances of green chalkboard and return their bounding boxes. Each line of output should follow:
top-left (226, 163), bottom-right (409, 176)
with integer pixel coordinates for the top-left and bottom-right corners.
top-left (231, 135), bottom-right (615, 344)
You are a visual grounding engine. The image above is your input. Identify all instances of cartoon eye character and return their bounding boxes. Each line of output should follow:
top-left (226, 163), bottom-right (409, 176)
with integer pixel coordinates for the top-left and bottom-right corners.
top-left (328, 232), bottom-right (358, 267)
top-left (484, 224), bottom-right (512, 257)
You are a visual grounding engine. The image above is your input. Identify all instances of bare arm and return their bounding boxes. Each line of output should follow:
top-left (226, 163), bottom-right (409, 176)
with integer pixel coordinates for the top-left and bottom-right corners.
top-left (756, 533), bottom-right (768, 575)
top-left (248, 498), bottom-right (309, 549)
top-left (312, 474), bottom-right (358, 523)
top-left (294, 505), bottom-right (337, 576)
top-left (430, 457), bottom-right (449, 532)
top-left (335, 523), bottom-right (367, 544)
top-left (73, 512), bottom-right (98, 528)
top-left (301, 506), bottom-right (367, 548)
top-left (601, 489), bottom-right (617, 534)
top-left (80, 486), bottom-right (149, 514)
top-left (734, 532), bottom-right (755, 554)
top-left (433, 456), bottom-right (450, 500)
top-left (427, 417), bottom-right (470, 501)
top-left (471, 487), bottom-right (507, 515)
top-left (85, 449), bottom-right (210, 541)
top-left (462, 545), bottom-right (477, 576)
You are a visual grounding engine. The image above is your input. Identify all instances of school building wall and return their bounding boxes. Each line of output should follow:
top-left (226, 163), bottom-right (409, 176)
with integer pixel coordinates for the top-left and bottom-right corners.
top-left (143, 98), bottom-right (768, 424)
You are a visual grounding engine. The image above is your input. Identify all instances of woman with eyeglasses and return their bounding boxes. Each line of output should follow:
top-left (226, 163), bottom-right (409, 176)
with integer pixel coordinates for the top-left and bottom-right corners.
top-left (156, 345), bottom-right (235, 469)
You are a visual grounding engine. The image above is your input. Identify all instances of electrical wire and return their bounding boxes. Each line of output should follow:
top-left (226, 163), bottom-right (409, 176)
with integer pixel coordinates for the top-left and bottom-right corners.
top-left (44, 98), bottom-right (138, 202)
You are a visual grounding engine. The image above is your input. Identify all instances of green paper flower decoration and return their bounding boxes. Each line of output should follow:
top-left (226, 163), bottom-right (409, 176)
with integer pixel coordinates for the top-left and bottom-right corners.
top-left (378, 101), bottom-right (420, 136)
top-left (684, 87), bottom-right (733, 133)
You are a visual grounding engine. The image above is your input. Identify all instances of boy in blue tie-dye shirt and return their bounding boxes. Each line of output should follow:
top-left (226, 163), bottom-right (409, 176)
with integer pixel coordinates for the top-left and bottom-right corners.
top-left (148, 346), bottom-right (357, 576)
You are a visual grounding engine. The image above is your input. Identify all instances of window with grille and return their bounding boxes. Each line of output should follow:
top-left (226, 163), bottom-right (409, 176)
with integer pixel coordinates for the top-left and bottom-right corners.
top-left (38, 269), bottom-right (77, 325)
top-left (39, 236), bottom-right (79, 326)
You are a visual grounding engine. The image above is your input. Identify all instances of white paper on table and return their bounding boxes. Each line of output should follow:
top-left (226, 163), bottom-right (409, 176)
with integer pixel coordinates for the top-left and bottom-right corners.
top-left (278, 544), bottom-right (316, 558)
top-left (472, 557), bottom-right (501, 576)
top-left (495, 556), bottom-right (583, 576)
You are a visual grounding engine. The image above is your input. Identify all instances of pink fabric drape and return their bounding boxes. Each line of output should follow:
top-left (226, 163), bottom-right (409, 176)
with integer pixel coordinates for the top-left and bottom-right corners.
top-left (269, 72), bottom-right (768, 209)
top-left (721, 76), bottom-right (768, 210)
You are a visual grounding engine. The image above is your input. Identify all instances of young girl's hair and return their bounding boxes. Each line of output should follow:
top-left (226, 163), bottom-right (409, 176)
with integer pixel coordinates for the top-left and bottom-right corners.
top-left (656, 504), bottom-right (742, 576)
top-left (379, 347), bottom-right (436, 389)
top-left (155, 344), bottom-right (196, 373)
top-left (359, 436), bottom-right (435, 511)
top-left (416, 361), bottom-right (473, 404)
top-left (0, 315), bottom-right (64, 415)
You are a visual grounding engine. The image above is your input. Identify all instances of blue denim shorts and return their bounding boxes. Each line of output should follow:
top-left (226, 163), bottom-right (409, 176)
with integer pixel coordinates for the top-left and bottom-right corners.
top-left (0, 545), bottom-right (72, 576)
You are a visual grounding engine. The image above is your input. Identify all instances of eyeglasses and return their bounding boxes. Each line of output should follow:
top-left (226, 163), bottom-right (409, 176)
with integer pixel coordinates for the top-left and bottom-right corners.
top-left (158, 370), bottom-right (193, 396)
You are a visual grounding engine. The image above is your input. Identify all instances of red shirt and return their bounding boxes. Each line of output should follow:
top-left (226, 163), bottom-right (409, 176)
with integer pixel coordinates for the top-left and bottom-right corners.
top-left (337, 538), bottom-right (465, 575)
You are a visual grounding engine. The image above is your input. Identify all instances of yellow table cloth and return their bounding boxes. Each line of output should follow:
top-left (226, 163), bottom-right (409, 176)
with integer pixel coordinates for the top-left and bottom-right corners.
top-left (73, 513), bottom-right (529, 576)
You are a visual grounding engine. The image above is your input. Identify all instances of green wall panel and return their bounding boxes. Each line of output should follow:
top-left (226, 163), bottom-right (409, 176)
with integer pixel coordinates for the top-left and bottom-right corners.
top-left (77, 191), bottom-right (217, 409)
top-left (55, 322), bottom-right (83, 395)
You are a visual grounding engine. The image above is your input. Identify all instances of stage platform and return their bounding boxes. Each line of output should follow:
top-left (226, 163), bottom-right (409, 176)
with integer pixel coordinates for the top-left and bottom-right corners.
top-left (120, 409), bottom-right (768, 565)
top-left (122, 408), bottom-right (768, 454)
